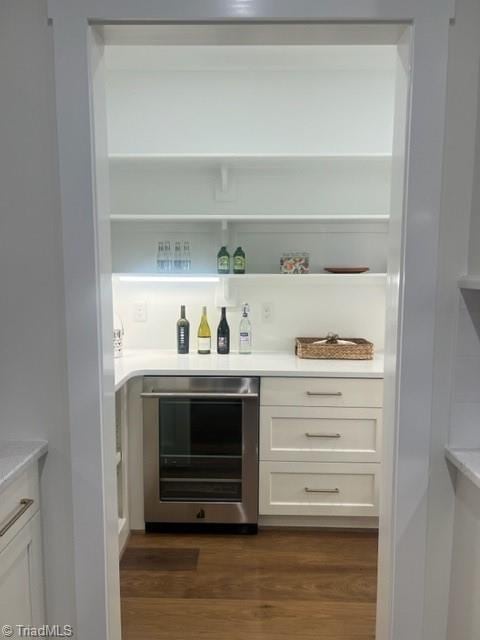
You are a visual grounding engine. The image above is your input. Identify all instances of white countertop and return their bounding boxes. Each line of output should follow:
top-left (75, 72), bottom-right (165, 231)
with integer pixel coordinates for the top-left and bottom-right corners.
top-left (114, 349), bottom-right (384, 390)
top-left (445, 447), bottom-right (480, 491)
top-left (0, 440), bottom-right (48, 493)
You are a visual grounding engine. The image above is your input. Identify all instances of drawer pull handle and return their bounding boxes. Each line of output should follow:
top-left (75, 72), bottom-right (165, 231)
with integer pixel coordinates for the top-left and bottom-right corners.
top-left (306, 391), bottom-right (343, 397)
top-left (0, 499), bottom-right (34, 537)
top-left (305, 488), bottom-right (340, 494)
top-left (305, 433), bottom-right (341, 439)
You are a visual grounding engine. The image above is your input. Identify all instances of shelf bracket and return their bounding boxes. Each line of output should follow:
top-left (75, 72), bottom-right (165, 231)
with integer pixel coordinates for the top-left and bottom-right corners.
top-left (214, 276), bottom-right (236, 309)
top-left (215, 164), bottom-right (236, 202)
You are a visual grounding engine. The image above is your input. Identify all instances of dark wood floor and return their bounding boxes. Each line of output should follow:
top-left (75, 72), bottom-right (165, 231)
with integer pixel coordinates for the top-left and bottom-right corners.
top-left (120, 528), bottom-right (378, 640)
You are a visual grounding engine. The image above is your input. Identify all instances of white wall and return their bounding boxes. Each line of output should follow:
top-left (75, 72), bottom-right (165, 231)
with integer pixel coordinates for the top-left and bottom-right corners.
top-left (468, 71), bottom-right (480, 276)
top-left (111, 219), bottom-right (389, 274)
top-left (424, 0), bottom-right (480, 637)
top-left (105, 45), bottom-right (396, 156)
top-left (450, 291), bottom-right (480, 449)
top-left (0, 0), bottom-right (76, 630)
top-left (443, 0), bottom-right (480, 453)
top-left (109, 157), bottom-right (392, 218)
top-left (108, 43), bottom-right (390, 355)
top-left (112, 277), bottom-right (386, 352)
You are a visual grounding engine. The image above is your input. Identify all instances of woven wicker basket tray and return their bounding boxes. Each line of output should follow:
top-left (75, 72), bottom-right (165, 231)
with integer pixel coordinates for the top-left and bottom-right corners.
top-left (295, 337), bottom-right (374, 360)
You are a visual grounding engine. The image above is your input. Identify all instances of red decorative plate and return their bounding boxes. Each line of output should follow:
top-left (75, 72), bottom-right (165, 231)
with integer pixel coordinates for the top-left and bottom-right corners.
top-left (324, 267), bottom-right (370, 274)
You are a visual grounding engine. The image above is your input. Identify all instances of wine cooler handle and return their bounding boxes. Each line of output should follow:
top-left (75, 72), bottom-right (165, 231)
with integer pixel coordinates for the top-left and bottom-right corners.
top-left (141, 392), bottom-right (258, 399)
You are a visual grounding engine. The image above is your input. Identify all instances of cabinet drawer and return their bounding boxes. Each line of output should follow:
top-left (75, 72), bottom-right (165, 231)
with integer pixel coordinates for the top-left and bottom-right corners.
top-left (259, 462), bottom-right (379, 517)
top-left (0, 466), bottom-right (40, 555)
top-left (261, 377), bottom-right (383, 408)
top-left (260, 406), bottom-right (382, 463)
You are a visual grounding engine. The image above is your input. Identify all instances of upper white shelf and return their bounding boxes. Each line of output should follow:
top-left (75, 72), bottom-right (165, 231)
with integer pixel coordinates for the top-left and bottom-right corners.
top-left (109, 152), bottom-right (392, 167)
top-left (458, 275), bottom-right (480, 291)
top-left (110, 213), bottom-right (390, 223)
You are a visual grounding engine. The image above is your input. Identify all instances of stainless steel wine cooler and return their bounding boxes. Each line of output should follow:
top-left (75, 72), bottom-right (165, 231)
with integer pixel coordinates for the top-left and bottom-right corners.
top-left (142, 376), bottom-right (259, 532)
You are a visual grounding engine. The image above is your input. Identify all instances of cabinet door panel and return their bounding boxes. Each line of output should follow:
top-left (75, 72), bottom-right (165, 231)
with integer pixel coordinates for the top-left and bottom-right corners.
top-left (0, 513), bottom-right (45, 634)
top-left (0, 466), bottom-right (39, 555)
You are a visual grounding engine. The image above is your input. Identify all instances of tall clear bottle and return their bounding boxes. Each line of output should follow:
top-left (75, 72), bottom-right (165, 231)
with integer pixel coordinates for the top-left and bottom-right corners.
top-left (156, 242), bottom-right (164, 273)
top-left (183, 241), bottom-right (191, 272)
top-left (174, 241), bottom-right (182, 272)
top-left (197, 306), bottom-right (211, 354)
top-left (164, 241), bottom-right (172, 273)
top-left (239, 303), bottom-right (252, 354)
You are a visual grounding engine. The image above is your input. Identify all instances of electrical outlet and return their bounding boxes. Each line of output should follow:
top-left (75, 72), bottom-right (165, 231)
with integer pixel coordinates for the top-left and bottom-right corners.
top-left (261, 302), bottom-right (274, 324)
top-left (133, 301), bottom-right (147, 323)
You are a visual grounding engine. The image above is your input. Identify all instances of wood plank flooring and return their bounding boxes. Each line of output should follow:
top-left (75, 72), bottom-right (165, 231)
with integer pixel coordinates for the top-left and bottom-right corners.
top-left (120, 528), bottom-right (378, 640)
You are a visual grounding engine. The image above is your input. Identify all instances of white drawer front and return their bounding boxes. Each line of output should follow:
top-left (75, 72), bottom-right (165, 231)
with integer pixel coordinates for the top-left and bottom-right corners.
top-left (260, 406), bottom-right (382, 463)
top-left (0, 466), bottom-right (40, 555)
top-left (259, 462), bottom-right (379, 517)
top-left (261, 377), bottom-right (383, 408)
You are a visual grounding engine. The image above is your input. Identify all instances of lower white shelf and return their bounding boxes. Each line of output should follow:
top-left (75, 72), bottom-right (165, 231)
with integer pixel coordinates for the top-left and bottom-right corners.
top-left (114, 272), bottom-right (387, 284)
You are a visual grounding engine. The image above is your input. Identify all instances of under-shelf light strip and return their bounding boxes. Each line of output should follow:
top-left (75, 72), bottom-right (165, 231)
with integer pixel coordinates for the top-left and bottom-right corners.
top-left (117, 275), bottom-right (220, 283)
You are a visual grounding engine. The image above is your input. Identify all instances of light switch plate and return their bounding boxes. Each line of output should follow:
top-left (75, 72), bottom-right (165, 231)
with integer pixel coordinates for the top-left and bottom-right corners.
top-left (262, 302), bottom-right (274, 323)
top-left (133, 301), bottom-right (147, 323)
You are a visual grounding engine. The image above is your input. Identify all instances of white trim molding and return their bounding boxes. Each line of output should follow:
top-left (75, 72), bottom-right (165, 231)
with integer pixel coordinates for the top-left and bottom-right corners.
top-left (47, 3), bottom-right (454, 640)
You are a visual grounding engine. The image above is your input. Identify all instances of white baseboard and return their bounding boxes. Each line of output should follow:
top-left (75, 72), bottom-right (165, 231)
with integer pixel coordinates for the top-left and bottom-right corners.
top-left (259, 515), bottom-right (379, 529)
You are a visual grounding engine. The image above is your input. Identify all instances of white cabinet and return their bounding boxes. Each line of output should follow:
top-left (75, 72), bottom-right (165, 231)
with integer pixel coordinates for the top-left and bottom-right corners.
top-left (0, 513), bottom-right (45, 635)
top-left (0, 466), bottom-right (45, 634)
top-left (259, 376), bottom-right (383, 521)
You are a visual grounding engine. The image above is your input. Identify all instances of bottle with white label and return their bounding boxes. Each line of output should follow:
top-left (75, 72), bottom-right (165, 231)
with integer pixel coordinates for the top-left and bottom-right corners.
top-left (176, 305), bottom-right (190, 354)
top-left (197, 306), bottom-right (211, 354)
top-left (239, 303), bottom-right (252, 354)
top-left (217, 307), bottom-right (230, 355)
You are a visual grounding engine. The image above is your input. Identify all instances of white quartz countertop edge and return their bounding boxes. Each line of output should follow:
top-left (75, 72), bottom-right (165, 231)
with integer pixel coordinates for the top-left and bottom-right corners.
top-left (0, 440), bottom-right (48, 493)
top-left (114, 350), bottom-right (384, 391)
top-left (445, 447), bottom-right (480, 491)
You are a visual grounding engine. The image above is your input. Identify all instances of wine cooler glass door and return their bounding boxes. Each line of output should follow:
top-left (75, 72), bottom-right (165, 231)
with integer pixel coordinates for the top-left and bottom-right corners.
top-left (158, 397), bottom-right (243, 502)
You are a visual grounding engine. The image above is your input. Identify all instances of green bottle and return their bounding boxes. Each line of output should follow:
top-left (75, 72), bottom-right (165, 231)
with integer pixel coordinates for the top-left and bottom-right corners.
top-left (217, 246), bottom-right (230, 274)
top-left (233, 246), bottom-right (246, 274)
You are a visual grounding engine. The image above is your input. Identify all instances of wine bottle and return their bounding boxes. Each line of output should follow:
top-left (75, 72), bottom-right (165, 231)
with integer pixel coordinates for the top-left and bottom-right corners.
top-left (177, 305), bottom-right (190, 354)
top-left (233, 246), bottom-right (246, 274)
top-left (217, 246), bottom-right (230, 274)
top-left (217, 307), bottom-right (230, 355)
top-left (239, 303), bottom-right (252, 354)
top-left (197, 306), bottom-right (211, 354)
